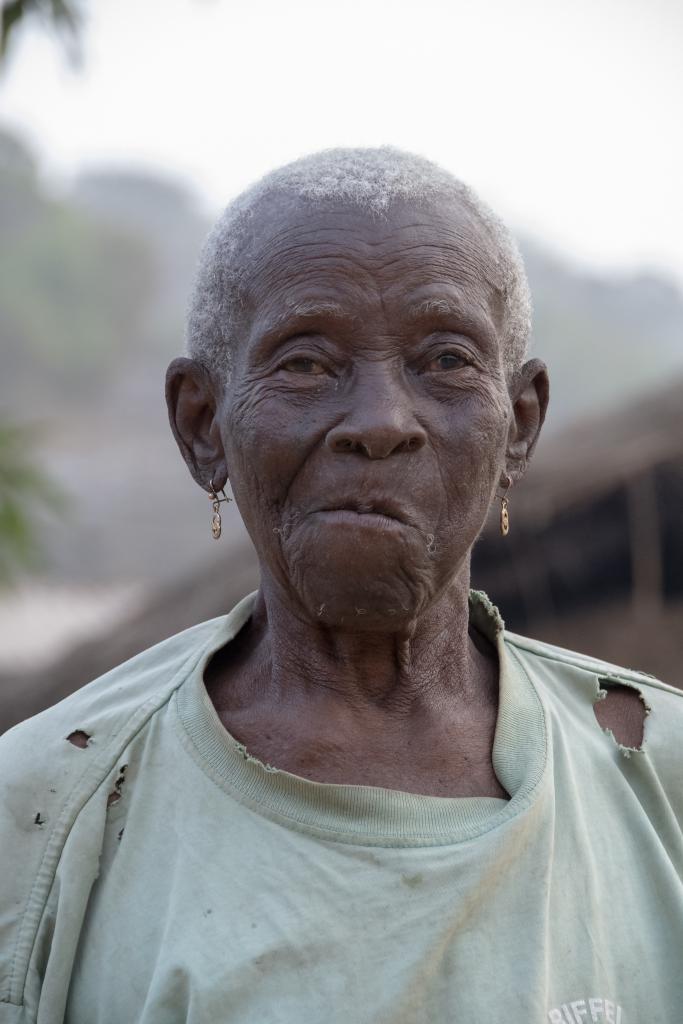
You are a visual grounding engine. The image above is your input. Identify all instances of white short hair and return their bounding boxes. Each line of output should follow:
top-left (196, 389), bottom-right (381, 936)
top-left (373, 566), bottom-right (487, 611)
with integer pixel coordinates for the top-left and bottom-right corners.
top-left (186, 147), bottom-right (531, 382)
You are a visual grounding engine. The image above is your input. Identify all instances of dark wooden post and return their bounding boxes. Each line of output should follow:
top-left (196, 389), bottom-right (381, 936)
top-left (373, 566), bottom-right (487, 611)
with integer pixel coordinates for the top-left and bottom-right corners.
top-left (627, 467), bottom-right (663, 621)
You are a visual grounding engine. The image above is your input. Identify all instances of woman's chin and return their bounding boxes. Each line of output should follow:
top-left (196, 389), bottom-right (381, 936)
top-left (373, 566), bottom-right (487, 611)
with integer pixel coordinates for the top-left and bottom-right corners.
top-left (294, 571), bottom-right (429, 632)
top-left (276, 520), bottom-right (451, 630)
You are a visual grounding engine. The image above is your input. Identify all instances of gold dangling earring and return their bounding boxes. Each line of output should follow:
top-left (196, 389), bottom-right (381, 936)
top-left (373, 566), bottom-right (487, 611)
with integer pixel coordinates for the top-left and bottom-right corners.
top-left (498, 474), bottom-right (512, 537)
top-left (208, 477), bottom-right (231, 539)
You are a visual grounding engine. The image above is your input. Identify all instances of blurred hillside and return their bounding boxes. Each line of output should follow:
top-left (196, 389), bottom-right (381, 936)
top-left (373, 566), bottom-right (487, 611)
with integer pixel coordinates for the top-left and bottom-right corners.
top-left (1, 124), bottom-right (682, 679)
top-left (0, 132), bottom-right (154, 408)
top-left (4, 126), bottom-right (683, 434)
top-left (0, 128), bottom-right (207, 413)
top-left (524, 245), bottom-right (683, 425)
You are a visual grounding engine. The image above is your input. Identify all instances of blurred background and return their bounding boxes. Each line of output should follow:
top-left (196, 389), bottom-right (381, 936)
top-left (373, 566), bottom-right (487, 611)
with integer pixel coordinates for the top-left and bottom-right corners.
top-left (0, 0), bottom-right (681, 730)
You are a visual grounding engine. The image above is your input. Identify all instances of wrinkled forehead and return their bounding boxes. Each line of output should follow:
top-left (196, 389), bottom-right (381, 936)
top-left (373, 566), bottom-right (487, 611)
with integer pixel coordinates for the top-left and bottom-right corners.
top-left (238, 194), bottom-right (506, 328)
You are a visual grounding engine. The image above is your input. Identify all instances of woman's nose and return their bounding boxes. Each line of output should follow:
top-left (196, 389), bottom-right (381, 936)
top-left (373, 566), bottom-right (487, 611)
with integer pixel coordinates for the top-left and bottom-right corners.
top-left (325, 378), bottom-right (427, 459)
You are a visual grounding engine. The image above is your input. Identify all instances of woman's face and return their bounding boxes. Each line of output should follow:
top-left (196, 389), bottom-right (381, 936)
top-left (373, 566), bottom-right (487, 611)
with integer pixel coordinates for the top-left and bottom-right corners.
top-left (174, 198), bottom-right (546, 631)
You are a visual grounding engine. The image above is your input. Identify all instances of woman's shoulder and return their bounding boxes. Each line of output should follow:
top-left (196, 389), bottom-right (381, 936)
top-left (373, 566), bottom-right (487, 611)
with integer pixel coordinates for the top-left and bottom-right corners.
top-left (504, 627), bottom-right (683, 794)
top-left (504, 628), bottom-right (682, 698)
top-left (0, 614), bottom-right (228, 820)
top-left (0, 613), bottom-right (231, 1006)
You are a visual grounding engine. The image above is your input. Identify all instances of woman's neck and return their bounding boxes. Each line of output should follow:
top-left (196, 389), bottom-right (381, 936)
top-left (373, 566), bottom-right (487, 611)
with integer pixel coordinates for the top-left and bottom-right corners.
top-left (242, 571), bottom-right (496, 715)
top-left (204, 570), bottom-right (506, 799)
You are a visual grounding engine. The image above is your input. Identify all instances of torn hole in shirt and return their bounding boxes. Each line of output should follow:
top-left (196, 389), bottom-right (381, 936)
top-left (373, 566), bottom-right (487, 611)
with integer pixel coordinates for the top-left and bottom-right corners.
top-left (594, 678), bottom-right (650, 755)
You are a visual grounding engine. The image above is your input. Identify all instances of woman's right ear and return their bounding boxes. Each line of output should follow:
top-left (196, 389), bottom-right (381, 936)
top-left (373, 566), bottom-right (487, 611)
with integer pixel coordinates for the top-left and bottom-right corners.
top-left (165, 357), bottom-right (228, 490)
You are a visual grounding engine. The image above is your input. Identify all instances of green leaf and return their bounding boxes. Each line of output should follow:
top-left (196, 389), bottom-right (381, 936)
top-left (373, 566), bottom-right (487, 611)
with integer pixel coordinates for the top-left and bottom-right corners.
top-left (0, 0), bottom-right (27, 59)
top-left (0, 417), bottom-right (68, 586)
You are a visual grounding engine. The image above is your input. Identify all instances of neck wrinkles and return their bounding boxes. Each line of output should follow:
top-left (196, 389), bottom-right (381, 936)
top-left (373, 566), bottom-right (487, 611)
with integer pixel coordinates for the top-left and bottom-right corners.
top-left (220, 564), bottom-right (498, 719)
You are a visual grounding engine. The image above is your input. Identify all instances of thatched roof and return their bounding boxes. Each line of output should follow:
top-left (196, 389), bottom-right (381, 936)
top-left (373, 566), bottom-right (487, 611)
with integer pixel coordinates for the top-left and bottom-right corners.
top-left (4, 376), bottom-right (682, 731)
top-left (511, 375), bottom-right (683, 524)
top-left (0, 545), bottom-right (259, 733)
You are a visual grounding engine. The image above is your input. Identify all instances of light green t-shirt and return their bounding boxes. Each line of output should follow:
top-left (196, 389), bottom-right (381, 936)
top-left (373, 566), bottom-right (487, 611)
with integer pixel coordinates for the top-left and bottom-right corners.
top-left (1, 590), bottom-right (682, 1024)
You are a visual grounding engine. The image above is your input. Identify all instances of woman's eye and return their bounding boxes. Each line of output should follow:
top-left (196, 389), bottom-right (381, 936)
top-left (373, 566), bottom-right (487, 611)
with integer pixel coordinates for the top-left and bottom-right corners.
top-left (426, 352), bottom-right (469, 372)
top-left (281, 357), bottom-right (326, 375)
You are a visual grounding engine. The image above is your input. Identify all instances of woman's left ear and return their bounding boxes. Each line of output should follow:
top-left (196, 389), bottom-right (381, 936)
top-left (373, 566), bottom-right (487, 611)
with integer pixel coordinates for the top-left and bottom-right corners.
top-left (165, 357), bottom-right (229, 490)
top-left (503, 358), bottom-right (550, 484)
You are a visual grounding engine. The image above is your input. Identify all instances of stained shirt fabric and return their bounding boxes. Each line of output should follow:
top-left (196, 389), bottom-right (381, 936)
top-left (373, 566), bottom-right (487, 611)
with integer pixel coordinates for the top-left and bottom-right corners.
top-left (0, 590), bottom-right (682, 1024)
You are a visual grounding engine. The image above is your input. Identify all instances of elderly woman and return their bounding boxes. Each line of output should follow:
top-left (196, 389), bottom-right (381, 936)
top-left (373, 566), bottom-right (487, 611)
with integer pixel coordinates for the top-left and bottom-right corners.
top-left (1, 148), bottom-right (682, 1024)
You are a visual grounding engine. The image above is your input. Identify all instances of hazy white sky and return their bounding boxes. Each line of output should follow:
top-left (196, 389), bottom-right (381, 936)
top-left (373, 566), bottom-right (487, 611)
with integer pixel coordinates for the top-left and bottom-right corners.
top-left (1, 0), bottom-right (682, 282)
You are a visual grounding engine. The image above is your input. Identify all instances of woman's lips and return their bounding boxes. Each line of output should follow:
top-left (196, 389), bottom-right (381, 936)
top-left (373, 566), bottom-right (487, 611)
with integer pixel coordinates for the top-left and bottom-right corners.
top-left (313, 507), bottom-right (407, 529)
top-left (316, 497), bottom-right (412, 522)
